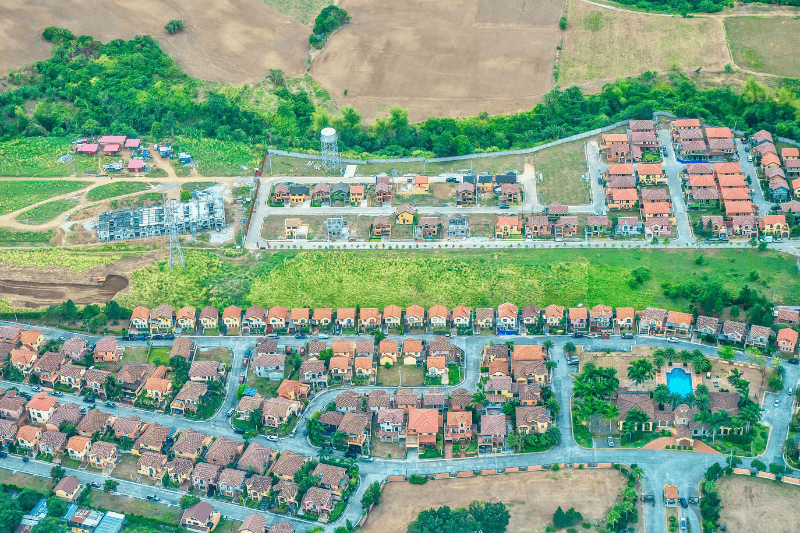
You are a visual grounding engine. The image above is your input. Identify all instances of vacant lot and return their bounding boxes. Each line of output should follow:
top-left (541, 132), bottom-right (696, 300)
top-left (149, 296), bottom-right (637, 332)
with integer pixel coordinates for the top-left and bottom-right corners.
top-left (0, 138), bottom-right (98, 177)
top-left (16, 199), bottom-right (78, 225)
top-left (363, 469), bottom-right (625, 533)
top-left (724, 17), bottom-right (800, 77)
top-left (0, 0), bottom-right (308, 85)
top-left (718, 475), bottom-right (800, 533)
top-left (0, 181), bottom-right (87, 216)
top-left (531, 137), bottom-right (590, 205)
top-left (376, 364), bottom-right (424, 386)
top-left (311, 0), bottom-right (565, 121)
top-left (260, 214), bottom-right (373, 241)
top-left (98, 346), bottom-right (149, 373)
top-left (559, 0), bottom-right (729, 85)
top-left (87, 182), bottom-right (152, 201)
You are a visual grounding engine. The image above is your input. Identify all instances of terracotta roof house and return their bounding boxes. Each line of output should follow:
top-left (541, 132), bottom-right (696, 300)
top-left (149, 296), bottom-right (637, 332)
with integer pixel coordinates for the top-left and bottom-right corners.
top-left (405, 304), bottom-right (425, 326)
top-left (312, 308), bottom-right (333, 327)
top-left (335, 390), bottom-right (362, 413)
top-left (376, 408), bottom-right (404, 441)
top-left (406, 408), bottom-right (441, 449)
top-left (516, 406), bottom-right (550, 434)
top-left (76, 409), bottom-right (113, 437)
top-left (192, 462), bottom-right (222, 492)
top-left (497, 303), bottom-right (518, 330)
top-left (301, 487), bottom-right (333, 520)
top-left (16, 425), bottom-right (42, 450)
top-left (720, 321), bottom-right (747, 344)
top-left (518, 383), bottom-right (542, 406)
top-left (46, 403), bottom-right (82, 432)
top-left (335, 308), bottom-right (356, 329)
top-left (269, 450), bottom-right (309, 481)
top-left (149, 304), bottom-right (176, 333)
top-left (26, 392), bottom-right (57, 425)
top-left (244, 474), bottom-right (273, 502)
top-left (20, 329), bottom-right (44, 351)
top-left (479, 413), bottom-right (507, 452)
top-left (445, 410), bottom-right (473, 442)
top-left (313, 463), bottom-right (348, 494)
top-left (87, 440), bottom-right (118, 469)
top-left (111, 414), bottom-right (146, 441)
top-left (338, 411), bottom-right (371, 450)
top-left (266, 306), bottom-right (289, 329)
top-left (222, 305), bottom-right (242, 330)
top-left (180, 501), bottom-right (220, 533)
top-left (262, 397), bottom-right (300, 428)
top-left (402, 339), bottom-right (423, 365)
top-left (319, 411), bottom-right (343, 431)
top-left (568, 307), bottom-right (588, 332)
top-left (354, 356), bottom-right (374, 379)
top-left (777, 328), bottom-right (798, 354)
top-left (237, 443), bottom-right (276, 474)
top-left (170, 337), bottom-right (195, 360)
top-left (94, 337), bottom-right (120, 363)
top-left (423, 388), bottom-right (447, 412)
top-left (378, 339), bottom-right (399, 366)
top-left (359, 308), bottom-right (382, 329)
top-left (133, 422), bottom-right (173, 454)
top-left (54, 476), bottom-right (81, 502)
top-left (395, 389), bottom-right (419, 413)
top-left (367, 389), bottom-right (392, 412)
top-left (218, 468), bottom-right (247, 497)
top-left (355, 339), bottom-right (374, 357)
top-left (276, 379), bottom-right (310, 401)
top-left (137, 451), bottom-right (168, 479)
top-left (205, 436), bottom-right (244, 465)
top-left (0, 324), bottom-right (22, 344)
top-left (475, 308), bottom-right (495, 329)
top-left (144, 376), bottom-right (173, 407)
top-left (66, 435), bottom-right (91, 460)
top-left (189, 360), bottom-right (226, 382)
top-left (165, 456), bottom-right (195, 485)
top-left (299, 359), bottom-right (327, 389)
top-left (176, 307), bottom-right (197, 332)
top-left (273, 481), bottom-right (299, 506)
top-left (695, 315), bottom-right (720, 337)
top-left (60, 336), bottom-right (89, 361)
top-left (449, 388), bottom-right (472, 411)
top-left (747, 325), bottom-right (772, 350)
top-left (239, 514), bottom-right (268, 533)
top-left (172, 429), bottom-right (212, 460)
top-left (199, 307), bottom-right (219, 331)
top-left (776, 308), bottom-right (800, 326)
top-left (252, 354), bottom-right (286, 381)
top-left (544, 305), bottom-right (565, 328)
top-left (290, 308), bottom-right (310, 329)
top-left (0, 390), bottom-right (26, 421)
top-left (171, 381), bottom-right (208, 416)
top-left (10, 348), bottom-right (38, 375)
top-left (452, 305), bottom-right (472, 327)
top-left (328, 356), bottom-right (351, 384)
top-left (638, 307), bottom-right (668, 335)
top-left (38, 429), bottom-right (67, 455)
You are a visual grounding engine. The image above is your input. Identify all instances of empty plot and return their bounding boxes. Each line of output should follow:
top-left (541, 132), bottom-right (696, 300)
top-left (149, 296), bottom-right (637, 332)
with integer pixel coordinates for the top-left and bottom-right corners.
top-left (724, 17), bottom-right (800, 77)
top-left (559, 0), bottom-right (729, 84)
top-left (311, 0), bottom-right (565, 121)
top-left (718, 475), bottom-right (800, 533)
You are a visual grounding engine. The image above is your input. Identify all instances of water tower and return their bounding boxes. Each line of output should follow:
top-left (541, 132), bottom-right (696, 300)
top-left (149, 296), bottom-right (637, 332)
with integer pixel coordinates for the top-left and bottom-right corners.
top-left (320, 127), bottom-right (341, 173)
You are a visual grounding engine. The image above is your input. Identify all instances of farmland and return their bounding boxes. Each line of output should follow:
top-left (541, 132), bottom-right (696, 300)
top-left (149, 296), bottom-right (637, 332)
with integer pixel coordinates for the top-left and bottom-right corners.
top-left (724, 17), bottom-right (800, 77)
top-left (0, 180), bottom-right (87, 216)
top-left (363, 469), bottom-right (625, 533)
top-left (717, 475), bottom-right (800, 533)
top-left (0, 137), bottom-right (99, 177)
top-left (171, 137), bottom-right (263, 176)
top-left (86, 182), bottom-right (152, 201)
top-left (531, 136), bottom-right (591, 205)
top-left (15, 199), bottom-right (78, 224)
top-left (559, 0), bottom-right (729, 85)
top-left (263, 0), bottom-right (333, 24)
top-left (310, 0), bottom-right (565, 121)
top-left (113, 247), bottom-right (800, 313)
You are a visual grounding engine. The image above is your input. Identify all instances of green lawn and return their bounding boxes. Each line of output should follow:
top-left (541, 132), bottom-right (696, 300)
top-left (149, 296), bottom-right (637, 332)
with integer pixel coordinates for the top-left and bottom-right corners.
top-left (245, 374), bottom-right (281, 399)
top-left (0, 180), bottom-right (88, 215)
top-left (16, 199), bottom-right (78, 224)
top-left (724, 17), bottom-right (800, 78)
top-left (86, 182), bottom-right (151, 201)
top-left (90, 490), bottom-right (183, 524)
top-left (148, 347), bottom-right (171, 366)
top-left (531, 137), bottom-right (591, 205)
top-left (115, 248), bottom-right (800, 313)
top-left (97, 346), bottom-right (149, 373)
top-left (0, 228), bottom-right (55, 246)
top-left (376, 364), bottom-right (424, 386)
top-left (0, 137), bottom-right (99, 177)
top-left (170, 137), bottom-right (263, 177)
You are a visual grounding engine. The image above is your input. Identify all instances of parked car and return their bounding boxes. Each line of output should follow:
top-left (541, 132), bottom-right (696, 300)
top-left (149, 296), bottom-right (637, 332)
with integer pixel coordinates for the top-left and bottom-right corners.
top-left (667, 337), bottom-right (679, 343)
top-left (83, 396), bottom-right (96, 404)
top-left (242, 358), bottom-right (249, 367)
top-left (137, 334), bottom-right (149, 340)
top-left (267, 333), bottom-right (279, 339)
top-left (0, 452), bottom-right (7, 458)
top-left (362, 456), bottom-right (374, 462)
top-left (233, 428), bottom-right (245, 435)
top-left (105, 402), bottom-right (116, 408)
top-left (789, 359), bottom-right (799, 365)
top-left (587, 333), bottom-right (599, 339)
top-left (621, 333), bottom-right (634, 339)
top-left (679, 497), bottom-right (688, 509)
top-left (680, 517), bottom-right (687, 531)
top-left (303, 429), bottom-right (308, 436)
top-left (164, 334), bottom-right (175, 340)
top-left (57, 336), bottom-right (66, 342)
top-left (788, 387), bottom-right (793, 396)
top-left (295, 334), bottom-right (307, 339)
top-left (607, 437), bottom-right (614, 448)
top-left (773, 238), bottom-right (783, 243)
top-left (266, 435), bottom-right (278, 441)
top-left (22, 456), bottom-right (29, 463)
top-left (51, 391), bottom-right (63, 397)
top-left (239, 375), bottom-right (245, 384)
top-left (344, 451), bottom-right (358, 459)
top-left (122, 334), bottom-right (133, 341)
top-left (499, 203), bottom-right (510, 209)
top-left (445, 177), bottom-right (457, 183)
top-left (744, 145), bottom-right (750, 152)
top-left (774, 399), bottom-right (780, 407)
top-left (572, 332), bottom-right (584, 338)
top-left (318, 334), bottom-right (330, 339)
top-left (600, 333), bottom-right (610, 339)
top-left (152, 334), bottom-right (163, 340)
top-left (32, 386), bottom-right (42, 392)
top-left (597, 177), bottom-right (603, 185)
top-left (146, 495), bottom-right (159, 501)
top-left (90, 482), bottom-right (101, 488)
top-left (245, 348), bottom-right (251, 357)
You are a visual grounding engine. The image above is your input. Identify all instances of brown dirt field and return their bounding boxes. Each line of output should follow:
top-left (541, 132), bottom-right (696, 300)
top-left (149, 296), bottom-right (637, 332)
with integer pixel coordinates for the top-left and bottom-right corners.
top-left (363, 469), bottom-right (625, 533)
top-left (311, 0), bottom-right (565, 121)
top-left (0, 0), bottom-right (309, 84)
top-left (717, 475), bottom-right (800, 533)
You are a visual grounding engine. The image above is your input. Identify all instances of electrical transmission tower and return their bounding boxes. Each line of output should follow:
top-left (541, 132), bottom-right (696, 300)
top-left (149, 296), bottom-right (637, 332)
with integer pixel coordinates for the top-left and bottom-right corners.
top-left (164, 199), bottom-right (185, 272)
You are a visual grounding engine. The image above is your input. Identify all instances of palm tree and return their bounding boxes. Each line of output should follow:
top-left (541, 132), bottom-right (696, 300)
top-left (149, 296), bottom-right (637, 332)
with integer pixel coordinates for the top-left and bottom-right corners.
top-left (545, 397), bottom-right (561, 418)
top-left (506, 430), bottom-right (521, 453)
top-left (695, 392), bottom-right (711, 412)
top-left (630, 464), bottom-right (644, 481)
top-left (664, 347), bottom-right (676, 363)
top-left (683, 392), bottom-right (696, 408)
top-left (627, 359), bottom-right (654, 391)
top-left (678, 350), bottom-right (692, 366)
top-left (653, 353), bottom-right (665, 371)
top-left (545, 359), bottom-right (558, 373)
top-left (604, 403), bottom-right (620, 433)
top-left (714, 410), bottom-right (732, 441)
top-left (738, 401), bottom-right (762, 434)
top-left (669, 392), bottom-right (684, 409)
top-left (624, 407), bottom-right (650, 442)
top-left (471, 390), bottom-right (486, 409)
top-left (543, 340), bottom-right (554, 354)
top-left (692, 411), bottom-right (713, 439)
top-left (695, 383), bottom-right (710, 397)
top-left (564, 342), bottom-right (576, 355)
top-left (653, 384), bottom-right (671, 410)
top-left (727, 369), bottom-right (744, 386)
top-left (692, 354), bottom-right (711, 374)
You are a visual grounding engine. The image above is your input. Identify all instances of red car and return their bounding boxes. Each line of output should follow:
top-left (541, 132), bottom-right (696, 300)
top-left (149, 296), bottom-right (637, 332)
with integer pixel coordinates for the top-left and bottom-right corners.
top-left (600, 333), bottom-right (611, 339)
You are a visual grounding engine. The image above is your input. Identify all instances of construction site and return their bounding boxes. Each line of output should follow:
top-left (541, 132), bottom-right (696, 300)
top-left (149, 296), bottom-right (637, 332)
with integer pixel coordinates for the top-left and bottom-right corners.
top-left (97, 192), bottom-right (226, 242)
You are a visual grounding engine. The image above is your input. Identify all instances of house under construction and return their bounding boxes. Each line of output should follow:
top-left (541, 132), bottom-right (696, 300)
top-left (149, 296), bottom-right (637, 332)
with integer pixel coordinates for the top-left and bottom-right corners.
top-left (97, 192), bottom-right (226, 242)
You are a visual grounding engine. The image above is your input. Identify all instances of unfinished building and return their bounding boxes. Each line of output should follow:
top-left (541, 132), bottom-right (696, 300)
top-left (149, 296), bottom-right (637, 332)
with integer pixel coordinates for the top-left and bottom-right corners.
top-left (97, 193), bottom-right (225, 242)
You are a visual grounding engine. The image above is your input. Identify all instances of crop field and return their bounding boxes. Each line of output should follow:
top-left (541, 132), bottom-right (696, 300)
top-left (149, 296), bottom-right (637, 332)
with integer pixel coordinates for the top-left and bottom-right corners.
top-left (0, 180), bottom-right (87, 216)
top-left (363, 469), bottom-right (625, 533)
top-left (0, 0), bottom-right (309, 86)
top-left (113, 248), bottom-right (800, 312)
top-left (531, 137), bottom-right (591, 205)
top-left (724, 17), bottom-right (800, 77)
top-left (16, 199), bottom-right (78, 225)
top-left (86, 182), bottom-right (152, 201)
top-left (718, 475), bottom-right (800, 533)
top-left (559, 0), bottom-right (729, 85)
top-left (172, 137), bottom-right (264, 176)
top-left (311, 0), bottom-right (565, 121)
top-left (0, 138), bottom-right (99, 177)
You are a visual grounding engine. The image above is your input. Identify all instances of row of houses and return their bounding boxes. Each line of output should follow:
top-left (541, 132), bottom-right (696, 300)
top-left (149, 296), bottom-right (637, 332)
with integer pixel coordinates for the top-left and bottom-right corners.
top-left (749, 129), bottom-right (800, 203)
top-left (273, 182), bottom-right (381, 206)
top-left (671, 121), bottom-right (736, 162)
top-left (603, 163), bottom-right (674, 238)
top-left (601, 119), bottom-right (661, 163)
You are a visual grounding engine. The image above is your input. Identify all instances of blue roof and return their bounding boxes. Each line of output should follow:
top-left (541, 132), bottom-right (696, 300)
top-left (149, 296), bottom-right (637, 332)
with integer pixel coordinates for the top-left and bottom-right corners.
top-left (95, 512), bottom-right (125, 533)
top-left (243, 387), bottom-right (257, 397)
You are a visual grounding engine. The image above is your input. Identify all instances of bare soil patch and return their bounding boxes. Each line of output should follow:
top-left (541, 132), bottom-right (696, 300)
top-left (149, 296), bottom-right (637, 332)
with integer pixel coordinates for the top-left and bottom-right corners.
top-left (717, 475), bottom-right (800, 533)
top-left (0, 0), bottom-right (309, 84)
top-left (559, 0), bottom-right (729, 84)
top-left (311, 0), bottom-right (565, 121)
top-left (363, 469), bottom-right (625, 533)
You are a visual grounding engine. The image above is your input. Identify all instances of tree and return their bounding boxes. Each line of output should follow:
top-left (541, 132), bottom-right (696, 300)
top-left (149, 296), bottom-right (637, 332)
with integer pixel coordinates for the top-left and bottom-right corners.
top-left (544, 425), bottom-right (561, 445)
top-left (31, 517), bottom-right (66, 533)
top-left (17, 490), bottom-right (40, 513)
top-left (543, 340), bottom-right (554, 353)
top-left (624, 407), bottom-right (650, 441)
top-left (653, 352), bottom-right (665, 371)
top-left (469, 501), bottom-right (510, 533)
top-left (471, 390), bottom-right (486, 409)
top-left (332, 430), bottom-right (348, 450)
top-left (545, 397), bottom-right (560, 418)
top-left (727, 368), bottom-right (743, 386)
top-left (564, 342), bottom-right (576, 355)
top-left (50, 465), bottom-right (66, 483)
top-left (165, 20), bottom-right (184, 34)
top-left (653, 384), bottom-right (671, 410)
top-left (692, 354), bottom-right (711, 374)
top-left (87, 312), bottom-right (108, 334)
top-left (604, 403), bottom-right (620, 432)
top-left (180, 495), bottom-right (200, 509)
top-left (545, 359), bottom-right (558, 373)
top-left (683, 393), bottom-right (696, 408)
top-left (501, 401), bottom-right (516, 417)
top-left (768, 373), bottom-right (784, 392)
top-left (678, 350), bottom-right (692, 366)
top-left (103, 479), bottom-right (118, 493)
top-left (669, 392), bottom-right (684, 409)
top-left (627, 358), bottom-right (654, 391)
top-left (46, 496), bottom-right (66, 518)
top-left (373, 330), bottom-right (385, 343)
top-left (630, 464), bottom-right (644, 480)
top-left (718, 345), bottom-right (735, 361)
top-left (505, 430), bottom-right (522, 453)
top-left (559, 15), bottom-right (568, 30)
top-left (730, 305), bottom-right (741, 317)
top-left (180, 190), bottom-right (192, 201)
top-left (249, 408), bottom-right (264, 433)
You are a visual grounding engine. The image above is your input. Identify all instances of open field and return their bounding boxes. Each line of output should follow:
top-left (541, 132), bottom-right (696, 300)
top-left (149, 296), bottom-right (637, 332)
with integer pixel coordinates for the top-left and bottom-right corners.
top-left (0, 138), bottom-right (99, 177)
top-left (86, 182), bottom-right (152, 201)
top-left (363, 469), bottom-right (625, 533)
top-left (0, 228), bottom-right (56, 247)
top-left (171, 137), bottom-right (263, 176)
top-left (559, 0), bottom-right (729, 85)
top-left (260, 214), bottom-right (373, 241)
top-left (98, 346), bottom-right (149, 373)
top-left (376, 364), bottom-right (424, 386)
top-left (311, 0), bottom-right (566, 121)
top-left (111, 247), bottom-right (800, 312)
top-left (0, 0), bottom-right (308, 85)
top-left (0, 181), bottom-right (87, 216)
top-left (531, 137), bottom-right (590, 205)
top-left (16, 199), bottom-right (79, 225)
top-left (724, 17), bottom-right (800, 77)
top-left (717, 475), bottom-right (800, 533)
top-left (90, 488), bottom-right (183, 524)
top-left (263, 0), bottom-right (332, 24)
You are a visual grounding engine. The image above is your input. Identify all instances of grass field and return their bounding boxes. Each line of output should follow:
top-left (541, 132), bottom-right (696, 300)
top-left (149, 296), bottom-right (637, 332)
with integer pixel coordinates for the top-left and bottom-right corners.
top-left (115, 247), bottom-right (800, 313)
top-left (86, 182), bottom-right (152, 201)
top-left (16, 199), bottom-right (78, 224)
top-left (0, 228), bottom-right (55, 246)
top-left (0, 137), bottom-right (99, 177)
top-left (376, 364), bottom-right (424, 386)
top-left (90, 490), bottom-right (183, 524)
top-left (0, 249), bottom-right (122, 271)
top-left (171, 137), bottom-right (263, 177)
top-left (717, 475), bottom-right (800, 533)
top-left (531, 137), bottom-right (590, 205)
top-left (260, 214), bottom-right (373, 241)
top-left (0, 180), bottom-right (87, 216)
top-left (98, 346), bottom-right (149, 373)
top-left (559, 0), bottom-right (729, 84)
top-left (108, 192), bottom-right (164, 210)
top-left (182, 182), bottom-right (218, 193)
top-left (724, 17), bottom-right (800, 77)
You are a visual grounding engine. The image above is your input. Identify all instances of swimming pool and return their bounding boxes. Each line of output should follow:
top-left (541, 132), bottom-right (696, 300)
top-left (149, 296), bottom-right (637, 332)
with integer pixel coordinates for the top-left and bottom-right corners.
top-left (666, 367), bottom-right (693, 396)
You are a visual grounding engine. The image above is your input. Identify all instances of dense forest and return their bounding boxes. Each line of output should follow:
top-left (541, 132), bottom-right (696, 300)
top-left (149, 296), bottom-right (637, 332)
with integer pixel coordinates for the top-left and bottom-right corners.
top-left (2, 28), bottom-right (800, 158)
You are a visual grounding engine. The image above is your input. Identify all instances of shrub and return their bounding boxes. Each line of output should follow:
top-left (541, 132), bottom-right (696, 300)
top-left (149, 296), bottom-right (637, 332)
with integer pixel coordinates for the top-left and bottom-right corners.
top-left (559, 15), bottom-right (568, 29)
top-left (165, 20), bottom-right (184, 34)
top-left (409, 474), bottom-right (428, 485)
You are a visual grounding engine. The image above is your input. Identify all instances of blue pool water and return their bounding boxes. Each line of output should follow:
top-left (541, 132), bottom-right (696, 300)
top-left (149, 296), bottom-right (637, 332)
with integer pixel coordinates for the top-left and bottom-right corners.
top-left (666, 367), bottom-right (693, 396)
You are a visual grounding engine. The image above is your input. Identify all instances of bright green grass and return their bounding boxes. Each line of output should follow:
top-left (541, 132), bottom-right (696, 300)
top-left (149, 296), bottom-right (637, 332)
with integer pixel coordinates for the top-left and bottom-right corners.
top-left (117, 248), bottom-right (800, 312)
top-left (0, 137), bottom-right (99, 177)
top-left (0, 180), bottom-right (87, 215)
top-left (170, 137), bottom-right (263, 177)
top-left (0, 228), bottom-right (55, 246)
top-left (16, 199), bottom-right (78, 224)
top-left (86, 182), bottom-right (151, 201)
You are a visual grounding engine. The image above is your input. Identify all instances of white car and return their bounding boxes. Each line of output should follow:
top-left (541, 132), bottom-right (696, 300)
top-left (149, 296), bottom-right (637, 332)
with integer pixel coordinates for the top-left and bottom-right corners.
top-left (667, 337), bottom-right (679, 343)
top-left (774, 399), bottom-right (780, 408)
top-left (587, 333), bottom-right (599, 339)
top-left (266, 435), bottom-right (278, 441)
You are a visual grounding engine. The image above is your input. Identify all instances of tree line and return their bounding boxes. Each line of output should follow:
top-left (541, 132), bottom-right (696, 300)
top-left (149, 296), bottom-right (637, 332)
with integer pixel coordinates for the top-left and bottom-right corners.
top-left (3, 30), bottom-right (800, 159)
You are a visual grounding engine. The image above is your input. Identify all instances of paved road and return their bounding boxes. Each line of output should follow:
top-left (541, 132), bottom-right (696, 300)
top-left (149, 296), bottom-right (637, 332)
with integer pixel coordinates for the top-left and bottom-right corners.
top-left (737, 139), bottom-right (773, 217)
top-left (657, 128), bottom-right (693, 245)
top-left (580, 141), bottom-right (606, 215)
top-left (2, 323), bottom-right (797, 533)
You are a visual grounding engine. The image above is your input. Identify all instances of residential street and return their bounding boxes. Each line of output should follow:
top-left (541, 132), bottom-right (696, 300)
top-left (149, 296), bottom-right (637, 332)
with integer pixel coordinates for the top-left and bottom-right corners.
top-left (657, 128), bottom-right (693, 245)
top-left (737, 138), bottom-right (773, 217)
top-left (0, 323), bottom-right (796, 533)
